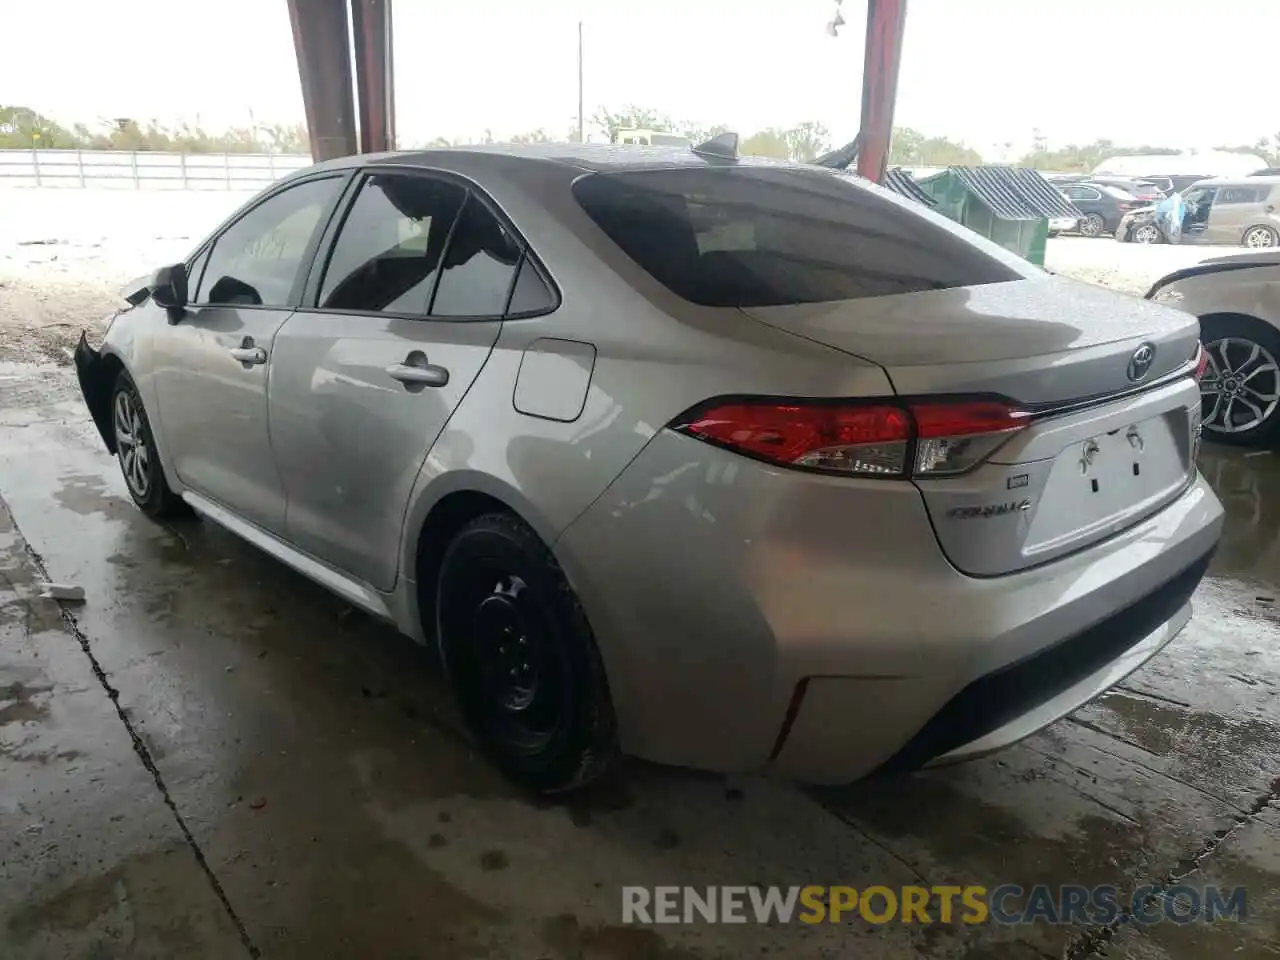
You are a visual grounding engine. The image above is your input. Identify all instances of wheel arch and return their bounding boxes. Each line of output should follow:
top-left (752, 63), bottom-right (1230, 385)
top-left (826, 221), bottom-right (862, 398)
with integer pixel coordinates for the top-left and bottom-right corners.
top-left (402, 472), bottom-right (567, 646)
top-left (81, 346), bottom-right (128, 454)
top-left (1242, 222), bottom-right (1279, 245)
top-left (1198, 311), bottom-right (1278, 339)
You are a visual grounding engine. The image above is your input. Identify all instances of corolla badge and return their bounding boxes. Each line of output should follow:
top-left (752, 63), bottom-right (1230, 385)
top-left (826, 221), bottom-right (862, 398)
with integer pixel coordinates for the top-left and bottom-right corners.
top-left (947, 500), bottom-right (1032, 520)
top-left (1127, 342), bottom-right (1157, 382)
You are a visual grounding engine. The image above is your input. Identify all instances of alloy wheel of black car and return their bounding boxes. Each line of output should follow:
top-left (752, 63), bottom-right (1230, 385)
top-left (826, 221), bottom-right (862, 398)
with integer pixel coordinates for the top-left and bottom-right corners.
top-left (1079, 213), bottom-right (1106, 238)
top-left (436, 512), bottom-right (617, 793)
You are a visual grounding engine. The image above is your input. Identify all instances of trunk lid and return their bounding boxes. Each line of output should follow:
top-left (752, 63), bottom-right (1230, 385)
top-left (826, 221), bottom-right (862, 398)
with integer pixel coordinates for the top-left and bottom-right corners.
top-left (739, 275), bottom-right (1199, 404)
top-left (742, 276), bottom-right (1204, 576)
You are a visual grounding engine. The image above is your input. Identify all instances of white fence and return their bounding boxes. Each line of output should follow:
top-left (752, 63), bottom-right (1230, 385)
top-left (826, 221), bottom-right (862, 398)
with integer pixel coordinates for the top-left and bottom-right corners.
top-left (0, 149), bottom-right (313, 190)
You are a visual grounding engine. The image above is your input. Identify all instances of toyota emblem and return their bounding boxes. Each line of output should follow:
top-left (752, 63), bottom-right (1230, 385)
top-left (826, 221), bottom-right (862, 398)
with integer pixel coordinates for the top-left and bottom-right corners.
top-left (1127, 342), bottom-right (1156, 382)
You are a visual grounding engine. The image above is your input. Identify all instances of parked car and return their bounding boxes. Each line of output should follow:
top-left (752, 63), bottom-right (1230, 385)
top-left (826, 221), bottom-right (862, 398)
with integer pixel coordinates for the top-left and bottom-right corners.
top-left (1148, 251), bottom-right (1280, 444)
top-left (1046, 215), bottom-right (1080, 237)
top-left (1058, 182), bottom-right (1144, 237)
top-left (74, 143), bottom-right (1223, 793)
top-left (1117, 176), bottom-right (1280, 247)
top-left (1139, 175), bottom-right (1213, 196)
top-left (1050, 174), bottom-right (1165, 204)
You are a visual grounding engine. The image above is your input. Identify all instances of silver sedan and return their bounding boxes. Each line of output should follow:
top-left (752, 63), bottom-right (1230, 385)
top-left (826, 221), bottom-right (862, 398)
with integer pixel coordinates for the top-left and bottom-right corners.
top-left (76, 142), bottom-right (1224, 793)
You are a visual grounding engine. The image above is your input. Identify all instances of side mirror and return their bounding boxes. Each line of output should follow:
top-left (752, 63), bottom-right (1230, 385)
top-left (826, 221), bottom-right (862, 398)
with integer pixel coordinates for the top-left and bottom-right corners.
top-left (150, 263), bottom-right (188, 312)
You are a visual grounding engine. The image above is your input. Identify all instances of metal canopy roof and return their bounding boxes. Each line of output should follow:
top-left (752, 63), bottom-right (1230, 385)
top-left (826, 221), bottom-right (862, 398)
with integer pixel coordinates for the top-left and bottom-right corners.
top-left (948, 166), bottom-right (1081, 220)
top-left (883, 168), bottom-right (936, 206)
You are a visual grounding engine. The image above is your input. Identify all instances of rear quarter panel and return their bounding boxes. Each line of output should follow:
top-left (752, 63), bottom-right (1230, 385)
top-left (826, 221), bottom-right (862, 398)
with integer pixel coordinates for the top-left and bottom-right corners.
top-left (1160, 266), bottom-right (1280, 330)
top-left (396, 152), bottom-right (897, 579)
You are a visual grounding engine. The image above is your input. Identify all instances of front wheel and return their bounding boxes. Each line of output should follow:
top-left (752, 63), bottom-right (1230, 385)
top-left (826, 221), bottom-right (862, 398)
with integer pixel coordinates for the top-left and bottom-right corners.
top-left (1243, 225), bottom-right (1279, 249)
top-left (1131, 223), bottom-right (1162, 244)
top-left (436, 513), bottom-right (617, 793)
top-left (111, 371), bottom-right (190, 518)
top-left (1199, 318), bottom-right (1280, 446)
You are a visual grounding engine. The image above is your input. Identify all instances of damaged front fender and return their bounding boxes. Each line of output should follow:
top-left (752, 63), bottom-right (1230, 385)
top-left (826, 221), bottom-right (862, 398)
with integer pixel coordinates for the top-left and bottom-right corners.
top-left (74, 332), bottom-right (119, 453)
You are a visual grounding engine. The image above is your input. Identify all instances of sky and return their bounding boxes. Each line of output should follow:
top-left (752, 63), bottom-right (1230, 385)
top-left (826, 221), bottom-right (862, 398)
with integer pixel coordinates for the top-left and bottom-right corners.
top-left (2, 0), bottom-right (1272, 157)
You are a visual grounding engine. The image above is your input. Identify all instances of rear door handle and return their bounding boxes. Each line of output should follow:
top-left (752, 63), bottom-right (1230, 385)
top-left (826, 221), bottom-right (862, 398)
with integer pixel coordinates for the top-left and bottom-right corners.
top-left (386, 350), bottom-right (449, 388)
top-left (229, 337), bottom-right (267, 366)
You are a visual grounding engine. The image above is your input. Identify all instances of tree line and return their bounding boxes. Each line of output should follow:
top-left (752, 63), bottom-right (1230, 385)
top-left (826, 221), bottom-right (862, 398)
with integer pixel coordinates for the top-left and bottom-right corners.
top-left (6, 102), bottom-right (1278, 172)
top-left (0, 105), bottom-right (308, 154)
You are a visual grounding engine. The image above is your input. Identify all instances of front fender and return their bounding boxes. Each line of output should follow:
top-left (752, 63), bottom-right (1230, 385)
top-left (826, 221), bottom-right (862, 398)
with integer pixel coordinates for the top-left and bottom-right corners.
top-left (74, 332), bottom-right (117, 452)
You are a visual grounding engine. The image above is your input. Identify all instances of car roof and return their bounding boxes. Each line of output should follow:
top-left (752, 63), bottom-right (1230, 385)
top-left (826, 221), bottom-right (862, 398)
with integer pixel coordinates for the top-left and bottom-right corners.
top-left (1196, 174), bottom-right (1280, 187)
top-left (304, 142), bottom-right (802, 176)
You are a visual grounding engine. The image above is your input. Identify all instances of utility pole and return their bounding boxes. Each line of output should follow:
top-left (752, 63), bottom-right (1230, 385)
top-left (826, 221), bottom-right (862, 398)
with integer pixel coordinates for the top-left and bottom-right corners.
top-left (577, 21), bottom-right (585, 143)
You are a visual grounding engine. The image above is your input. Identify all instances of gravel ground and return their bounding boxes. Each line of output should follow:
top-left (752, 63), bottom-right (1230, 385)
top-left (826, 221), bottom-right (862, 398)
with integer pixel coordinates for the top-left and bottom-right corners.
top-left (0, 185), bottom-right (1224, 365)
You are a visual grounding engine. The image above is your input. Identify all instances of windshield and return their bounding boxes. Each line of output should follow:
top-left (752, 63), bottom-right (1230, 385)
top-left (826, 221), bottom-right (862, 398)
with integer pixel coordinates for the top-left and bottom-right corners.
top-left (572, 166), bottom-right (1034, 308)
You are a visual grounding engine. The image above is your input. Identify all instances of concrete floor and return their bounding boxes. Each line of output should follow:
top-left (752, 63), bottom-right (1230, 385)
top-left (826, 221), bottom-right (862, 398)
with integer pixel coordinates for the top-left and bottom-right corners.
top-left (1, 363), bottom-right (1277, 960)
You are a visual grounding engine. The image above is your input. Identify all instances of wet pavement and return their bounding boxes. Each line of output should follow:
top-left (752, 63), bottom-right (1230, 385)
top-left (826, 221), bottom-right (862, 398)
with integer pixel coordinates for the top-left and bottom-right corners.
top-left (0, 363), bottom-right (1277, 960)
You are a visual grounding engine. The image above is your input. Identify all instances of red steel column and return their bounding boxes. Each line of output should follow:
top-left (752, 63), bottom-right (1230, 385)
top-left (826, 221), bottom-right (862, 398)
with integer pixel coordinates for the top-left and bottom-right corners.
top-left (350, 0), bottom-right (396, 154)
top-left (855, 0), bottom-right (908, 184)
top-left (286, 0), bottom-right (359, 160)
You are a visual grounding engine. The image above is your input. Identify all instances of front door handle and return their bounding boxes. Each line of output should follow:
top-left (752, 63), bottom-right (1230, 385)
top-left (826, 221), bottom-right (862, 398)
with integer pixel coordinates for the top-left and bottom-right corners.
top-left (386, 350), bottom-right (449, 388)
top-left (229, 336), bottom-right (267, 366)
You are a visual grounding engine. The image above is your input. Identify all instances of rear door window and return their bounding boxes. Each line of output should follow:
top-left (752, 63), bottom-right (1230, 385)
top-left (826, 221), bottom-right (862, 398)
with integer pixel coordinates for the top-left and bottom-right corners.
top-left (572, 167), bottom-right (1032, 308)
top-left (1217, 186), bottom-right (1269, 204)
top-left (505, 255), bottom-right (557, 316)
top-left (428, 196), bottom-right (523, 318)
top-left (317, 173), bottom-right (467, 314)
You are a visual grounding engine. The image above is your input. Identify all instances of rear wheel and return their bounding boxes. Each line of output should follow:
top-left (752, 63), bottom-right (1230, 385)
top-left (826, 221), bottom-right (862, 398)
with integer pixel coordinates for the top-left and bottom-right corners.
top-left (1199, 317), bottom-right (1280, 446)
top-left (1243, 225), bottom-right (1279, 249)
top-left (436, 513), bottom-right (617, 793)
top-left (1079, 213), bottom-right (1106, 238)
top-left (1132, 223), bottom-right (1162, 244)
top-left (111, 370), bottom-right (190, 519)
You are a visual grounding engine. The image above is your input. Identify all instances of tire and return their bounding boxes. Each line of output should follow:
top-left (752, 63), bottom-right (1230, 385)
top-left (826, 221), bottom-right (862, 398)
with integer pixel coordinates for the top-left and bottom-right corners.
top-left (1243, 225), bottom-right (1279, 249)
top-left (1131, 223), bottom-right (1162, 244)
top-left (1198, 316), bottom-right (1280, 447)
top-left (1079, 213), bottom-right (1106, 238)
top-left (111, 370), bottom-right (191, 519)
top-left (436, 512), bottom-right (617, 793)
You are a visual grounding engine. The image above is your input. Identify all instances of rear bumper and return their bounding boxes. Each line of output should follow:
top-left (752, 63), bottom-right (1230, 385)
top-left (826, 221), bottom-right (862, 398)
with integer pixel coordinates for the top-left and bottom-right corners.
top-left (557, 429), bottom-right (1224, 783)
top-left (74, 332), bottom-right (115, 453)
top-left (882, 547), bottom-right (1209, 773)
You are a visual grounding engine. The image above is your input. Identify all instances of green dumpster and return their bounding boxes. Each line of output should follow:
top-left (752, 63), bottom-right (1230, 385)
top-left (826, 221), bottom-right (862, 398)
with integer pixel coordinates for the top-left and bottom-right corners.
top-left (916, 166), bottom-right (1080, 267)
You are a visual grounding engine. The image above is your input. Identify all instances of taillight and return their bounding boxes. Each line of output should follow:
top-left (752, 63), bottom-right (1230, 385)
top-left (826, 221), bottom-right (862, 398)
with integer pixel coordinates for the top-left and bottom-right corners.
top-left (670, 398), bottom-right (1031, 479)
top-left (1193, 343), bottom-right (1210, 381)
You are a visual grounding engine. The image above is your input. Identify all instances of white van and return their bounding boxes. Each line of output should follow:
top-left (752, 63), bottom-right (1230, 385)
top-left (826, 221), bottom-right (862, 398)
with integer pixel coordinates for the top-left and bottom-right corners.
top-left (614, 128), bottom-right (691, 148)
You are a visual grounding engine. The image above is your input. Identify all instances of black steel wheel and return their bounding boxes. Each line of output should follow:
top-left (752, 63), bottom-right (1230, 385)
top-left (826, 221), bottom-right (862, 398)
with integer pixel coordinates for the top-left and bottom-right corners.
top-left (436, 513), bottom-right (616, 793)
top-left (111, 370), bottom-right (190, 519)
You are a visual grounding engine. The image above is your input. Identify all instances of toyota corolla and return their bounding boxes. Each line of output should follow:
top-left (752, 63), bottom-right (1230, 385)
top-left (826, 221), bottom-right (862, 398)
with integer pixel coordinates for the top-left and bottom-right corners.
top-left (75, 139), bottom-right (1224, 793)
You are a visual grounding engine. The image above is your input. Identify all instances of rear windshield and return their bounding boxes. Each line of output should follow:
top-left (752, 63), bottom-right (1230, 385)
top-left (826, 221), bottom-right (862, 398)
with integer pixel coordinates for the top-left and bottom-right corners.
top-left (572, 167), bottom-right (1032, 307)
